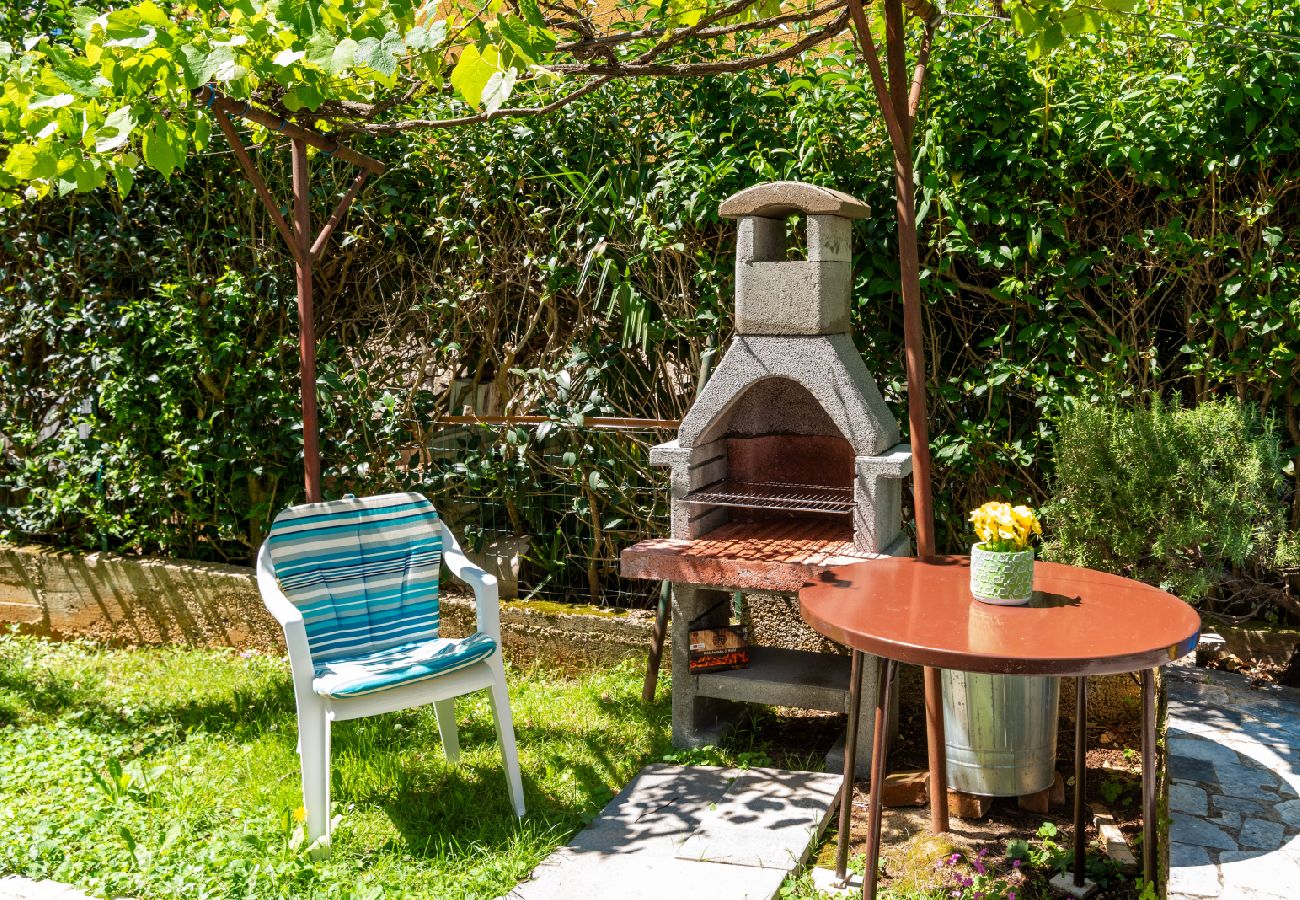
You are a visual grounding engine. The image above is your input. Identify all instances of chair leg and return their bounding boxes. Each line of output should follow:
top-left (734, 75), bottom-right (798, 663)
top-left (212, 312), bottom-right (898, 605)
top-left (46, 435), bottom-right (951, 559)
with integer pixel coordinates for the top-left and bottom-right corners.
top-left (298, 698), bottom-right (332, 855)
top-left (434, 697), bottom-right (460, 764)
top-left (487, 660), bottom-right (526, 818)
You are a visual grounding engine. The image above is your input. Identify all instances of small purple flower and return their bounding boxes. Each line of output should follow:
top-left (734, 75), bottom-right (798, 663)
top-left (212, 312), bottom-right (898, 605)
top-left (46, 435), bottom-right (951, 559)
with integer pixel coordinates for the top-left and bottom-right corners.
top-left (1008, 893), bottom-right (1017, 900)
top-left (961, 876), bottom-right (973, 887)
top-left (978, 847), bottom-right (989, 857)
top-left (973, 859), bottom-right (986, 875)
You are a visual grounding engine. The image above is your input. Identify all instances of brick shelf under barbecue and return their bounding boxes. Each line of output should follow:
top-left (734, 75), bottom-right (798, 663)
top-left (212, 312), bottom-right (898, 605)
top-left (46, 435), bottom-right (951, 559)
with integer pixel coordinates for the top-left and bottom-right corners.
top-left (682, 479), bottom-right (854, 515)
top-left (620, 520), bottom-right (876, 593)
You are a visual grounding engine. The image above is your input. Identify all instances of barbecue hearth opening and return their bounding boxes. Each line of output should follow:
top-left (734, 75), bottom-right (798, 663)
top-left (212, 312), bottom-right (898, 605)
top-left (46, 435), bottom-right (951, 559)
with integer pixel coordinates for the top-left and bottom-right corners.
top-left (686, 375), bottom-right (854, 536)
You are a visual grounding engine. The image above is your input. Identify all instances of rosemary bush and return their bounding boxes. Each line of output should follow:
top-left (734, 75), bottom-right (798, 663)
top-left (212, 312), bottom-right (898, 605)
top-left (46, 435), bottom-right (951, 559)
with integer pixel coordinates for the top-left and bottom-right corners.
top-left (1044, 399), bottom-right (1293, 605)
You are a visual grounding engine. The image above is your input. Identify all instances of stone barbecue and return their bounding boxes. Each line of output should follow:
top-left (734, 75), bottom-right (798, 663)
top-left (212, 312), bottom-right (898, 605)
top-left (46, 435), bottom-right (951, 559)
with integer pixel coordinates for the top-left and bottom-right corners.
top-left (621, 181), bottom-right (913, 770)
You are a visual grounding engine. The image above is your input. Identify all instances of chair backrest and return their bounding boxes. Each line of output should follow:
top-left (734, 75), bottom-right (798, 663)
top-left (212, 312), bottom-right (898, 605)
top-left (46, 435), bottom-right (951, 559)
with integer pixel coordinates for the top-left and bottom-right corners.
top-left (266, 492), bottom-right (443, 663)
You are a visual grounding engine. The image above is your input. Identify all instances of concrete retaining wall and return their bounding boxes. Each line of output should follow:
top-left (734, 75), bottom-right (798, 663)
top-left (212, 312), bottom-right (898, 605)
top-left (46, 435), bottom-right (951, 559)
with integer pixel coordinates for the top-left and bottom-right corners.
top-left (0, 543), bottom-right (1142, 725)
top-left (0, 544), bottom-right (656, 670)
top-left (0, 544), bottom-right (280, 651)
top-left (1216, 624), bottom-right (1300, 666)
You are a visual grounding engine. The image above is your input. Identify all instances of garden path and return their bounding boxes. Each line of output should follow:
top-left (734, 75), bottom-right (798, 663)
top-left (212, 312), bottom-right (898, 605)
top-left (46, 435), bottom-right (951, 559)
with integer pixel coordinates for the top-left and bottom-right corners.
top-left (1166, 659), bottom-right (1300, 899)
top-left (506, 763), bottom-right (840, 900)
top-left (0, 877), bottom-right (96, 900)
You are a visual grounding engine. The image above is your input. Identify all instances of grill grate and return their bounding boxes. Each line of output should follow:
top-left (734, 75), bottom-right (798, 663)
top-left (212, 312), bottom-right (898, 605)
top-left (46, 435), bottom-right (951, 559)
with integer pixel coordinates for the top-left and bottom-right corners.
top-left (683, 479), bottom-right (853, 515)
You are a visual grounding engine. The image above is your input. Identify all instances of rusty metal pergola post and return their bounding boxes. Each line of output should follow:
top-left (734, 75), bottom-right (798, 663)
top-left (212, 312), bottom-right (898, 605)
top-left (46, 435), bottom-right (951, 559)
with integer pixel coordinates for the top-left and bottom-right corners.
top-left (196, 85), bottom-right (386, 503)
top-left (844, 0), bottom-right (949, 834)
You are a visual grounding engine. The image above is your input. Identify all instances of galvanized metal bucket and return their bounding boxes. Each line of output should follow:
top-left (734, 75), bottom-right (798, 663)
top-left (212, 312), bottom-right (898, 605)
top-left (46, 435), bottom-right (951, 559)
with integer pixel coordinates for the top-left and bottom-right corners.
top-left (942, 670), bottom-right (1060, 797)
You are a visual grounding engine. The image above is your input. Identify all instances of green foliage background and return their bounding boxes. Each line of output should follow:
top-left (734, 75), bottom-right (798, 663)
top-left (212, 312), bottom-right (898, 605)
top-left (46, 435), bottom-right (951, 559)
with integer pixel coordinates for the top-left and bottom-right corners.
top-left (2, 6), bottom-right (1298, 599)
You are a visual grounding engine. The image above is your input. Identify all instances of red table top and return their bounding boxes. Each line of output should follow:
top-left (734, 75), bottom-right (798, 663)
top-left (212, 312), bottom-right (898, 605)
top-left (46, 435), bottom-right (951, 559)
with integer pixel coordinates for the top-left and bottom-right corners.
top-left (799, 556), bottom-right (1201, 676)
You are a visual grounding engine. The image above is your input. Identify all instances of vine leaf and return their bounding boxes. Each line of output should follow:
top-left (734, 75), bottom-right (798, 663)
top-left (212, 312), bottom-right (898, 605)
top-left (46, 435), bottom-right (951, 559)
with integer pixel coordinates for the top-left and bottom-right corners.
top-left (95, 105), bottom-right (138, 152)
top-left (481, 67), bottom-right (518, 114)
top-left (141, 122), bottom-right (179, 176)
top-left (451, 44), bottom-right (506, 109)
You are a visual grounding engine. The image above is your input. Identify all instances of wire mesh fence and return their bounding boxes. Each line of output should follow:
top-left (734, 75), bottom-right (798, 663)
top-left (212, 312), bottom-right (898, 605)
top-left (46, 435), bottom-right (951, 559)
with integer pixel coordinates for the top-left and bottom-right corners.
top-left (408, 421), bottom-right (672, 609)
top-left (0, 411), bottom-right (674, 610)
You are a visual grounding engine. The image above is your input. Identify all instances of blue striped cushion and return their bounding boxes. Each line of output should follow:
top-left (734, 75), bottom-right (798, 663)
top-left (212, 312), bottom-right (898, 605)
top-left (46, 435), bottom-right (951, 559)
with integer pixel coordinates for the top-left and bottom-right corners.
top-left (267, 492), bottom-right (445, 665)
top-left (312, 631), bottom-right (498, 698)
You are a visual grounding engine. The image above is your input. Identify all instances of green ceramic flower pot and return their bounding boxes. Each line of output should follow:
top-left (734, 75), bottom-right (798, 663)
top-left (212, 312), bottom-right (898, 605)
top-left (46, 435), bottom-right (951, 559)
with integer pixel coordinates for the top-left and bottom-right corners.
top-left (969, 543), bottom-right (1035, 605)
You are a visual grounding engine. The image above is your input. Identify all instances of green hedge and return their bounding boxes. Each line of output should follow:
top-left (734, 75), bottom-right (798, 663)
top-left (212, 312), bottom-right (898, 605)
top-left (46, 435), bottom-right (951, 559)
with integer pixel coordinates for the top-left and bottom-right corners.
top-left (2, 5), bottom-right (1297, 600)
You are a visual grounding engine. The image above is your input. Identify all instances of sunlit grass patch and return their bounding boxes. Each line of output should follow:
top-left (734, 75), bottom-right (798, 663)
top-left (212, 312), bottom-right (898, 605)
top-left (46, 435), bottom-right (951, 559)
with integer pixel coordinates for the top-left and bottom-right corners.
top-left (0, 631), bottom-right (670, 899)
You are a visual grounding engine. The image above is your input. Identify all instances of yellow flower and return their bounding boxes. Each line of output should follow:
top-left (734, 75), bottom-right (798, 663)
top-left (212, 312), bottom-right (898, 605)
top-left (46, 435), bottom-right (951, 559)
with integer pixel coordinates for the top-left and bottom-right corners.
top-left (969, 501), bottom-right (1041, 551)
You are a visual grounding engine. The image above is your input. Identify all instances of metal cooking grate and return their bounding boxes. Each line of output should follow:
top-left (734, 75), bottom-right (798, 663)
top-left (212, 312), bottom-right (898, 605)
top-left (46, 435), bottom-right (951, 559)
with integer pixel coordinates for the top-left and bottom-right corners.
top-left (683, 479), bottom-right (853, 515)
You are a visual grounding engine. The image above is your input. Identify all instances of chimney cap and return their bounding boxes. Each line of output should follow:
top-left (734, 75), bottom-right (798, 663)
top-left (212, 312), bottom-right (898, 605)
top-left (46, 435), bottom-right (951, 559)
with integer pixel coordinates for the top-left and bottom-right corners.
top-left (719, 181), bottom-right (870, 220)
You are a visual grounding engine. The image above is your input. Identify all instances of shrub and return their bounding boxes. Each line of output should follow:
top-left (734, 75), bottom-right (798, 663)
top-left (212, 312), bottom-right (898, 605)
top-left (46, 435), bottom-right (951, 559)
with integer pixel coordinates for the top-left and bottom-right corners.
top-left (1043, 398), bottom-right (1293, 605)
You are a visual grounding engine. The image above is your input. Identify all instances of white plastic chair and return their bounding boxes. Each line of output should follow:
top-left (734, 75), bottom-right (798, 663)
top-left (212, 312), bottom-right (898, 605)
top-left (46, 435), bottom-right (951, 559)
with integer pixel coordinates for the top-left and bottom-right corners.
top-left (255, 492), bottom-right (525, 853)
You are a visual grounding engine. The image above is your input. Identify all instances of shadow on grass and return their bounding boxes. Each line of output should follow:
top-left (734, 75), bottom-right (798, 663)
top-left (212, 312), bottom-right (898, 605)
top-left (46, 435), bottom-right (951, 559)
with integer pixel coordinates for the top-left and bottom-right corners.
top-left (0, 655), bottom-right (96, 723)
top-left (333, 692), bottom-right (671, 857)
top-left (0, 657), bottom-right (296, 743)
top-left (373, 724), bottom-right (651, 858)
top-left (0, 638), bottom-right (686, 864)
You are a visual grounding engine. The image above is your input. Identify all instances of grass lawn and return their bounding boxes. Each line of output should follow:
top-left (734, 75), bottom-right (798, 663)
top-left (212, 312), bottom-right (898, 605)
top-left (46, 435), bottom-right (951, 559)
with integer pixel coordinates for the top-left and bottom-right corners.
top-left (0, 630), bottom-right (673, 899)
top-left (0, 631), bottom-right (1140, 900)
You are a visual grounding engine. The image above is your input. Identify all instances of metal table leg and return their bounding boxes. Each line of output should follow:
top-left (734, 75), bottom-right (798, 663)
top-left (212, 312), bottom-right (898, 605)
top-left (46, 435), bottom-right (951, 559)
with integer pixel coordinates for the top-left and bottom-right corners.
top-left (1141, 669), bottom-right (1157, 889)
top-left (836, 650), bottom-right (865, 883)
top-left (1074, 675), bottom-right (1089, 888)
top-left (863, 658), bottom-right (896, 899)
top-left (923, 666), bottom-right (949, 834)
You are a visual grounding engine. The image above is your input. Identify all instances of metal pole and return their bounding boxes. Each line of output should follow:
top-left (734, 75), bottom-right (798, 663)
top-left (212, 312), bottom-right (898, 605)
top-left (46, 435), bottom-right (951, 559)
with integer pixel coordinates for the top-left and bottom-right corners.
top-left (872, 0), bottom-right (947, 835)
top-left (888, 46), bottom-right (937, 558)
top-left (205, 97), bottom-right (379, 506)
top-left (836, 650), bottom-right (866, 883)
top-left (1141, 669), bottom-right (1158, 889)
top-left (211, 108), bottom-right (296, 251)
top-left (196, 86), bottom-right (386, 175)
top-left (291, 138), bottom-right (322, 503)
top-left (310, 171), bottom-right (370, 261)
top-left (1074, 675), bottom-right (1089, 888)
top-left (642, 581), bottom-right (671, 703)
top-left (843, 0), bottom-right (938, 563)
top-left (863, 657), bottom-right (895, 899)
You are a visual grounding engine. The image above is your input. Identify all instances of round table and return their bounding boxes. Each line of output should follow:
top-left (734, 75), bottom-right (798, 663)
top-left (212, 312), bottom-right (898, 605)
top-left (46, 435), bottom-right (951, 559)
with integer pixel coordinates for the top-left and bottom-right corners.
top-left (799, 556), bottom-right (1200, 897)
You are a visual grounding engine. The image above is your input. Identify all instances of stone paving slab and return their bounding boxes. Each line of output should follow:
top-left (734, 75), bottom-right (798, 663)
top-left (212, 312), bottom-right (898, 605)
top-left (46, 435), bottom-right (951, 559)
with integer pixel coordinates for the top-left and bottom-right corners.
top-left (676, 768), bottom-right (839, 868)
top-left (1166, 661), bottom-right (1300, 899)
top-left (506, 764), bottom-right (841, 900)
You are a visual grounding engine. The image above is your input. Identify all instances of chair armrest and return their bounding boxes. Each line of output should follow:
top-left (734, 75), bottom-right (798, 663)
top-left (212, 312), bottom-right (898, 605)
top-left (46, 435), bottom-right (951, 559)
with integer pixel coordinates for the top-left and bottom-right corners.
top-left (440, 521), bottom-right (502, 644)
top-left (255, 543), bottom-right (318, 697)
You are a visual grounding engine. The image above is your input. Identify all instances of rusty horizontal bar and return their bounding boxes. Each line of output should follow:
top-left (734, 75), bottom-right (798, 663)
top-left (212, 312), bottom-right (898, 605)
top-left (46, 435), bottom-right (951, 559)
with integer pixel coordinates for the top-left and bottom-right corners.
top-left (436, 414), bottom-right (680, 430)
